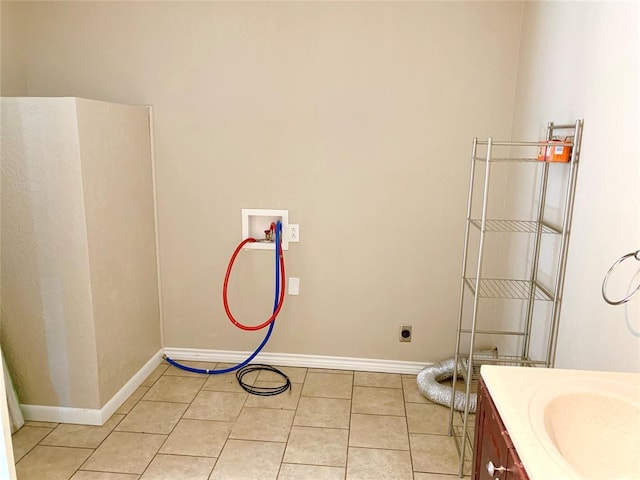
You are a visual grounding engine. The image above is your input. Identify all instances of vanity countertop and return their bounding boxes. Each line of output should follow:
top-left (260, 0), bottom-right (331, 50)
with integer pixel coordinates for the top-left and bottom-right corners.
top-left (480, 365), bottom-right (640, 480)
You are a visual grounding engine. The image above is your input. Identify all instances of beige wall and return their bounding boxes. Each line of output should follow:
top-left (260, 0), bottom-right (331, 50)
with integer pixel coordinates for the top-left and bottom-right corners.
top-left (0, 2), bottom-right (26, 96)
top-left (1, 1), bottom-right (525, 363)
top-left (76, 99), bottom-right (160, 405)
top-left (508, 1), bottom-right (639, 372)
top-left (0, 97), bottom-right (161, 408)
top-left (1, 98), bottom-right (101, 408)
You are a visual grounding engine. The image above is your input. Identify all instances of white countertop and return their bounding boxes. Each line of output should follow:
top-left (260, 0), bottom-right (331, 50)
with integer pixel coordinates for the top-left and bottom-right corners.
top-left (481, 365), bottom-right (640, 480)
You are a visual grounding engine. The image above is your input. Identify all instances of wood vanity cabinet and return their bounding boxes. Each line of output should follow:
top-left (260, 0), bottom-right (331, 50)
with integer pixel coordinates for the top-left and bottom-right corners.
top-left (472, 377), bottom-right (529, 480)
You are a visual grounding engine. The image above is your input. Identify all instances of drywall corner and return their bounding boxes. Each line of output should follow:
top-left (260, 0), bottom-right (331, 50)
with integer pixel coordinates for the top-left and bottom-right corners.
top-left (1, 97), bottom-right (101, 408)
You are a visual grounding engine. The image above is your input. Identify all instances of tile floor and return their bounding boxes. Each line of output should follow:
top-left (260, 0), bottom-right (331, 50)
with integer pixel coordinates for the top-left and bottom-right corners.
top-left (12, 361), bottom-right (473, 480)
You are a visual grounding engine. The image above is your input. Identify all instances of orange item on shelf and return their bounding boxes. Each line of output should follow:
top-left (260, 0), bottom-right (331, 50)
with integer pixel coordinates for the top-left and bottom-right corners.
top-left (537, 136), bottom-right (573, 162)
top-left (549, 136), bottom-right (573, 162)
top-left (537, 143), bottom-right (548, 161)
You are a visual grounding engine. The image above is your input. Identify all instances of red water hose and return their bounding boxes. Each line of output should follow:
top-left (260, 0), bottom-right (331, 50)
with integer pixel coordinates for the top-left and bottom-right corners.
top-left (223, 238), bottom-right (286, 331)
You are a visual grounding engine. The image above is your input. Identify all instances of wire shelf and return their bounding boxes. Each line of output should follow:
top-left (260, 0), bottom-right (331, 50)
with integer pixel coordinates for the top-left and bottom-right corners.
top-left (473, 156), bottom-right (542, 163)
top-left (470, 219), bottom-right (561, 234)
top-left (467, 354), bottom-right (548, 367)
top-left (464, 278), bottom-right (553, 301)
top-left (460, 328), bottom-right (525, 336)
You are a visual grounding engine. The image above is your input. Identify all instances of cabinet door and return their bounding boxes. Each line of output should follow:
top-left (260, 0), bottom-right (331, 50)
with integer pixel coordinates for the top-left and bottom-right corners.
top-left (473, 381), bottom-right (510, 480)
top-left (505, 446), bottom-right (529, 480)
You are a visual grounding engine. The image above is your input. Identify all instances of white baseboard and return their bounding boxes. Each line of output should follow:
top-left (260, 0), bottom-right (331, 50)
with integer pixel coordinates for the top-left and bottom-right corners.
top-left (20, 349), bottom-right (163, 426)
top-left (20, 404), bottom-right (104, 426)
top-left (19, 348), bottom-right (427, 426)
top-left (99, 349), bottom-right (164, 423)
top-left (163, 347), bottom-right (427, 375)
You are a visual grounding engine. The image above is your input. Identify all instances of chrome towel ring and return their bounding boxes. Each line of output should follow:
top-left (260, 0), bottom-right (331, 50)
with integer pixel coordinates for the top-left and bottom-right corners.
top-left (602, 250), bottom-right (640, 305)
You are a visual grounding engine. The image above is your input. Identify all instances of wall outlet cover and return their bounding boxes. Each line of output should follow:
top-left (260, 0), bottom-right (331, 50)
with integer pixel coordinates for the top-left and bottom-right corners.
top-left (288, 277), bottom-right (300, 295)
top-left (400, 325), bottom-right (412, 342)
top-left (288, 224), bottom-right (300, 242)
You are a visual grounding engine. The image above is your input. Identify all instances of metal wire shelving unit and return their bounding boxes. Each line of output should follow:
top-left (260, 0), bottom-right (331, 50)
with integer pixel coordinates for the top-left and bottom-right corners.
top-left (448, 120), bottom-right (584, 477)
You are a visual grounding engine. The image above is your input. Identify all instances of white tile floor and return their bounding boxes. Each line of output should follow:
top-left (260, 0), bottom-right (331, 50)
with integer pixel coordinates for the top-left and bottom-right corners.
top-left (12, 362), bottom-right (472, 479)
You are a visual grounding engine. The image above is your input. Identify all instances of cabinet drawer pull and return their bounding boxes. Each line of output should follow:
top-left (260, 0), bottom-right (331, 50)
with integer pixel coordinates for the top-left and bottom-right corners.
top-left (487, 460), bottom-right (508, 476)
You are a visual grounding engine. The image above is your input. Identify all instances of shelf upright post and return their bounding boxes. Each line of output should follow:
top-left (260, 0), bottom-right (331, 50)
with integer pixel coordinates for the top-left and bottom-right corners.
top-left (523, 122), bottom-right (553, 362)
top-left (458, 137), bottom-right (493, 477)
top-left (546, 119), bottom-right (583, 367)
top-left (449, 137), bottom-right (478, 435)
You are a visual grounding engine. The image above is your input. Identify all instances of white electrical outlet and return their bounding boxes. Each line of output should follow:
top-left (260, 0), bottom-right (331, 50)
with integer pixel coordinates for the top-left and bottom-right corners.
top-left (288, 224), bottom-right (300, 242)
top-left (288, 277), bottom-right (300, 295)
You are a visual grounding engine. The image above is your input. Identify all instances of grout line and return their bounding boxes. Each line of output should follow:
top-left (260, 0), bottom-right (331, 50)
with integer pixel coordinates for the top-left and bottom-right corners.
top-left (137, 452), bottom-right (156, 478)
top-left (273, 436), bottom-right (287, 479)
top-left (347, 444), bottom-right (412, 453)
top-left (292, 425), bottom-right (350, 431)
top-left (218, 438), bottom-right (287, 446)
top-left (349, 411), bottom-right (406, 418)
top-left (206, 378), bottom-right (250, 476)
top-left (18, 424), bottom-right (57, 430)
top-left (402, 378), bottom-right (419, 478)
top-left (344, 372), bottom-right (354, 478)
top-left (287, 424), bottom-right (349, 431)
top-left (353, 384), bottom-right (405, 391)
top-left (300, 394), bottom-right (352, 400)
top-left (133, 398), bottom-right (197, 405)
top-left (404, 404), bottom-right (415, 476)
top-left (22, 444), bottom-right (94, 452)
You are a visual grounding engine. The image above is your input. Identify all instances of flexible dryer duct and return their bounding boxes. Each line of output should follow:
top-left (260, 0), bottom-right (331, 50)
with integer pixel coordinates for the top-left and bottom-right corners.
top-left (416, 348), bottom-right (497, 412)
top-left (416, 358), bottom-right (477, 413)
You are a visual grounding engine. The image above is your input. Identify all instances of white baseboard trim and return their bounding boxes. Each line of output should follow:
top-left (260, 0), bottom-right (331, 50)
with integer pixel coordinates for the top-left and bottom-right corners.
top-left (20, 349), bottom-right (164, 426)
top-left (19, 348), bottom-right (427, 425)
top-left (163, 348), bottom-right (428, 375)
top-left (99, 349), bottom-right (164, 423)
top-left (20, 404), bottom-right (104, 426)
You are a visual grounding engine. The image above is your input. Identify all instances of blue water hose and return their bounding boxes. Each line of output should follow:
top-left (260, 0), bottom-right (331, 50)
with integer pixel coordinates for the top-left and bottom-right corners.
top-left (164, 221), bottom-right (282, 375)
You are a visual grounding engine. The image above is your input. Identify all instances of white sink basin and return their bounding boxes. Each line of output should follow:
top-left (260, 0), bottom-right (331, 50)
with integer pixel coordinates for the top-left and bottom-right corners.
top-left (529, 378), bottom-right (640, 479)
top-left (543, 392), bottom-right (640, 479)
